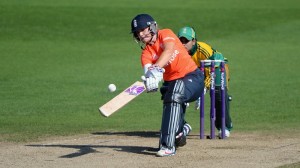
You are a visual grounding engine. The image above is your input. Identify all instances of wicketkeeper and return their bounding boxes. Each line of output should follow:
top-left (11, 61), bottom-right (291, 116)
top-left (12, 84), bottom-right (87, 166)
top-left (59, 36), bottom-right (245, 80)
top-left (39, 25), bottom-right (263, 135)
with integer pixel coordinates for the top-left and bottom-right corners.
top-left (130, 14), bottom-right (204, 157)
top-left (178, 26), bottom-right (233, 137)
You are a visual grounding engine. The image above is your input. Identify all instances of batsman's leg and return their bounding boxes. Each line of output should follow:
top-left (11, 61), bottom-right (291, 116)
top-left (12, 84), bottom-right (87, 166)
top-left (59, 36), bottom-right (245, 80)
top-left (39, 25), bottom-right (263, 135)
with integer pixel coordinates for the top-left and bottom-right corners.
top-left (158, 80), bottom-right (185, 156)
top-left (175, 104), bottom-right (189, 148)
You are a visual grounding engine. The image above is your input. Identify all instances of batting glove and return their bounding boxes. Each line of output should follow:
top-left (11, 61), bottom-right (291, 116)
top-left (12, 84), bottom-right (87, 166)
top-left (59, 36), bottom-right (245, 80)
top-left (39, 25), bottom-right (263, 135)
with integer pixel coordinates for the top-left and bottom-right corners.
top-left (143, 65), bottom-right (164, 93)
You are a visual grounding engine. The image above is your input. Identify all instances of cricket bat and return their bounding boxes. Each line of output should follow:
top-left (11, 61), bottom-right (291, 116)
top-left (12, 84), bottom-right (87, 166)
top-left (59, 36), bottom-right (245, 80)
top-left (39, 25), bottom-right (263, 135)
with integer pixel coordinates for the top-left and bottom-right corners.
top-left (99, 81), bottom-right (145, 117)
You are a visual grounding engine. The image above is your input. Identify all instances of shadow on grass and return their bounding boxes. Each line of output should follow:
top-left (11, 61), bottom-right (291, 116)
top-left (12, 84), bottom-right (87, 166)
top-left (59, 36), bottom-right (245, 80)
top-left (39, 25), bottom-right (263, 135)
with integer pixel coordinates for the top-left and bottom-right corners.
top-left (26, 131), bottom-right (160, 158)
top-left (91, 131), bottom-right (160, 138)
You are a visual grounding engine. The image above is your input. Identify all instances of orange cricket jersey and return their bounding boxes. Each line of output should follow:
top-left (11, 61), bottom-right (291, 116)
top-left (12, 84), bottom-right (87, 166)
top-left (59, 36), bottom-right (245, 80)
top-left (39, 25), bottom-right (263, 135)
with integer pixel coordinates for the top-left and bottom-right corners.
top-left (141, 29), bottom-right (197, 81)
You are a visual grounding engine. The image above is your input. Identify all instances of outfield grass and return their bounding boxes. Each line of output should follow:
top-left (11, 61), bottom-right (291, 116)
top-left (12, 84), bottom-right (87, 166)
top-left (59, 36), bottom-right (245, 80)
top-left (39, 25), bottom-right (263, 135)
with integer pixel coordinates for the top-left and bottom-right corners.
top-left (0, 0), bottom-right (299, 142)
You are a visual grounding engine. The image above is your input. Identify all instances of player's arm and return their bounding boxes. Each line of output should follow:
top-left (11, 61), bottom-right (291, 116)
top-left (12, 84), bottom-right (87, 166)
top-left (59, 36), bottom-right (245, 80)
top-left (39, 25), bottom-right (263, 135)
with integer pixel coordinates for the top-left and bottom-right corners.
top-left (204, 67), bottom-right (211, 88)
top-left (154, 41), bottom-right (175, 68)
top-left (141, 49), bottom-right (153, 74)
top-left (141, 47), bottom-right (165, 93)
top-left (208, 51), bottom-right (225, 68)
top-left (195, 44), bottom-right (213, 89)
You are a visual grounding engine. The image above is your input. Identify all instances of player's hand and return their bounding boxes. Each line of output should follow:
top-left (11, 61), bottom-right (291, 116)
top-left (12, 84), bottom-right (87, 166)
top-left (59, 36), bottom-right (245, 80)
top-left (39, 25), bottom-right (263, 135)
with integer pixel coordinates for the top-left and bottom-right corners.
top-left (145, 65), bottom-right (164, 81)
top-left (143, 65), bottom-right (164, 92)
top-left (140, 76), bottom-right (158, 92)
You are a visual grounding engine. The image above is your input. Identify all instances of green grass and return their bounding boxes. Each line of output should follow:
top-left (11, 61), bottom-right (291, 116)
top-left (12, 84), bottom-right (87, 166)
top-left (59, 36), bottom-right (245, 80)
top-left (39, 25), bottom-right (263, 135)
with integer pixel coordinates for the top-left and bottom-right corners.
top-left (0, 0), bottom-right (299, 142)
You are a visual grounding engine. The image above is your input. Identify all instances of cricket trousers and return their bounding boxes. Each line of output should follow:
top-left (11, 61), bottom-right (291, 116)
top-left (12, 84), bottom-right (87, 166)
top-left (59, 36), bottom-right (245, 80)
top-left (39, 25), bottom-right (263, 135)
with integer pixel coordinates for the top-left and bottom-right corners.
top-left (215, 86), bottom-right (233, 130)
top-left (159, 68), bottom-right (204, 148)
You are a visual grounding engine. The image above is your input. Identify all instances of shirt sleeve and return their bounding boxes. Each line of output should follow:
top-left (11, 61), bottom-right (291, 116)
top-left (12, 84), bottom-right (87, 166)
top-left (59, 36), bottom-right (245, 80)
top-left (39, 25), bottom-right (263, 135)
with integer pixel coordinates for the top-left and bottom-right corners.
top-left (160, 29), bottom-right (176, 43)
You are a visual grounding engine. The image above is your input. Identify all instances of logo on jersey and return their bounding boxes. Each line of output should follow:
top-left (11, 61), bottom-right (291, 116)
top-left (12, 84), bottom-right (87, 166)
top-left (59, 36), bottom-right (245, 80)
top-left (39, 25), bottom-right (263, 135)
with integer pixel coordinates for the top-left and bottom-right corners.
top-left (166, 50), bottom-right (179, 66)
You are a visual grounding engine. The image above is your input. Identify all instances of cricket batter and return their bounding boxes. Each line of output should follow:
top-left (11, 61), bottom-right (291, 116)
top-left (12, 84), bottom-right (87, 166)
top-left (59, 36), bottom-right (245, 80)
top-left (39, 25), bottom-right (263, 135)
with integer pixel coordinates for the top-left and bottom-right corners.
top-left (130, 14), bottom-right (204, 157)
top-left (177, 26), bottom-right (233, 137)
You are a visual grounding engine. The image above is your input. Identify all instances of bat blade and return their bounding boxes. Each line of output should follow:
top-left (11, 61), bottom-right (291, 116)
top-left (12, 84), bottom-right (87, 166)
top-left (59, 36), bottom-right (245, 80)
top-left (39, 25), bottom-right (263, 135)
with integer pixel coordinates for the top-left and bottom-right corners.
top-left (99, 81), bottom-right (145, 117)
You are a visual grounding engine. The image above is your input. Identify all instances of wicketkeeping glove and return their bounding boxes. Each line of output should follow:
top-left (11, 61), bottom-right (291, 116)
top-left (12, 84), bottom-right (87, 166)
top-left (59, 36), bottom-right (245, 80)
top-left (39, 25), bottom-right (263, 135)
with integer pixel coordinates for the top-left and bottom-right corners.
top-left (143, 65), bottom-right (164, 93)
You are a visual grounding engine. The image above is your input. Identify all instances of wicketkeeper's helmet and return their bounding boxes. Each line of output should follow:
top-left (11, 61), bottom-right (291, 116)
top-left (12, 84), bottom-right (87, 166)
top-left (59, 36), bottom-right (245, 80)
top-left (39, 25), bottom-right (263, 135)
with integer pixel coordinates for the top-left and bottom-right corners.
top-left (131, 14), bottom-right (157, 40)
